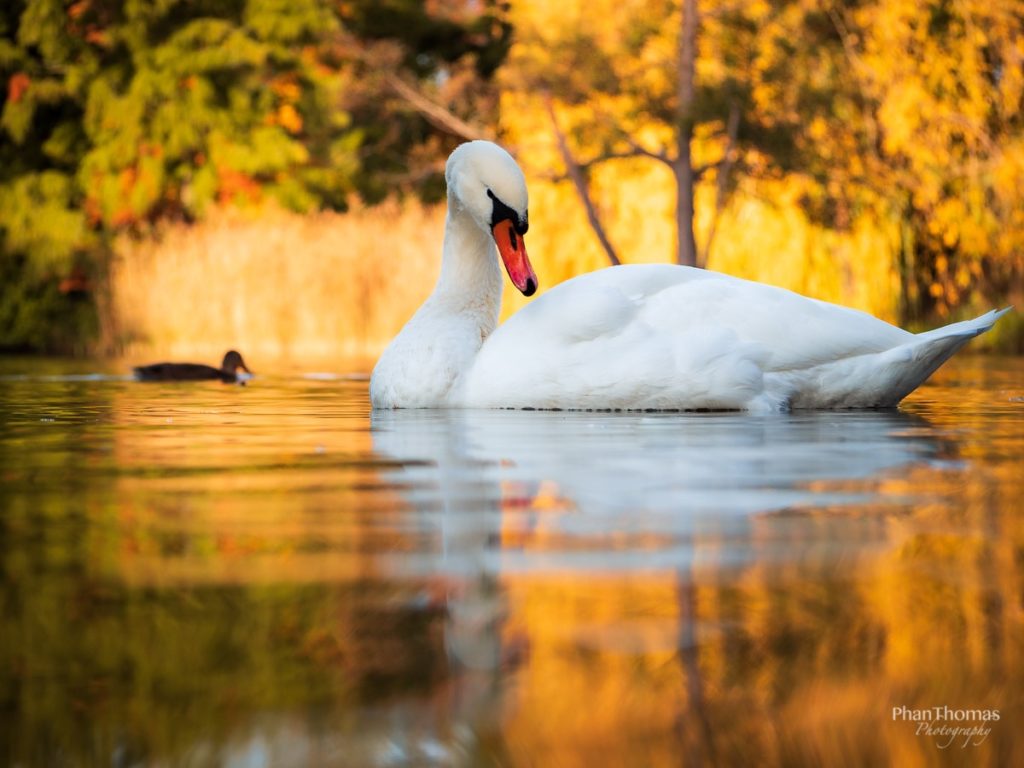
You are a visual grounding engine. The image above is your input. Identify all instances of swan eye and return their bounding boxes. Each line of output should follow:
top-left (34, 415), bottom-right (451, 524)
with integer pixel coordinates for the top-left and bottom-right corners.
top-left (487, 188), bottom-right (527, 234)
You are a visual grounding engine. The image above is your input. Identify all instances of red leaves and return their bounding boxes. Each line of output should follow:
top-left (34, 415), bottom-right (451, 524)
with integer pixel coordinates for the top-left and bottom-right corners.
top-left (58, 267), bottom-right (92, 295)
top-left (8, 73), bottom-right (30, 104)
top-left (216, 165), bottom-right (262, 205)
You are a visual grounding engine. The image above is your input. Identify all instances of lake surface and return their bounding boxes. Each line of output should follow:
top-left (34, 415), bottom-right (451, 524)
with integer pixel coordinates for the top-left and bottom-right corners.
top-left (1, 355), bottom-right (1021, 767)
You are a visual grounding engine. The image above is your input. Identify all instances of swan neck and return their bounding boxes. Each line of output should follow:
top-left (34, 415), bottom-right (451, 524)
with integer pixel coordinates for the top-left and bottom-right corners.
top-left (432, 196), bottom-right (503, 321)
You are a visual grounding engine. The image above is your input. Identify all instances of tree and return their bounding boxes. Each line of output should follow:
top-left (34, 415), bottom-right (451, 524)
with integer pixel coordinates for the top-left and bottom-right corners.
top-left (0, 0), bottom-right (511, 351)
top-left (507, 0), bottom-right (1023, 335)
top-left (819, 0), bottom-right (1024, 321)
top-left (507, 0), bottom-right (797, 268)
top-left (336, 0), bottom-right (511, 201)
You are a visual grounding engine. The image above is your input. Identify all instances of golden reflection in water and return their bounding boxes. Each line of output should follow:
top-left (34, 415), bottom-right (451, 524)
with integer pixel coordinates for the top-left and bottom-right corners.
top-left (369, 359), bottom-right (1021, 767)
top-left (106, 380), bottom-right (393, 586)
top-left (0, 357), bottom-right (1020, 766)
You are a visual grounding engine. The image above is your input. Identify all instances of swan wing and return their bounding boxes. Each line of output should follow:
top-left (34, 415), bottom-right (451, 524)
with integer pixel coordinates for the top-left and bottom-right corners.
top-left (457, 264), bottom-right (916, 410)
top-left (625, 267), bottom-right (913, 371)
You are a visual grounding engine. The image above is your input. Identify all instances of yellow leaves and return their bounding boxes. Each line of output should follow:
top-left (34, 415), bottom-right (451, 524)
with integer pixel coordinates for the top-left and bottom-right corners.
top-left (276, 103), bottom-right (303, 134)
top-left (505, 0), bottom-right (1020, 322)
top-left (634, 35), bottom-right (675, 99)
top-left (942, 224), bottom-right (958, 250)
top-left (993, 143), bottom-right (1024, 247)
top-left (955, 264), bottom-right (972, 290)
top-left (877, 80), bottom-right (924, 155)
top-left (808, 116), bottom-right (828, 142)
top-left (998, 55), bottom-right (1024, 116)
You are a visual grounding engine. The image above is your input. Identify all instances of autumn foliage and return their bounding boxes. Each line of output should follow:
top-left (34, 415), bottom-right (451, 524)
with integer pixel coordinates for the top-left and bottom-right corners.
top-left (1, 0), bottom-right (1022, 354)
top-left (505, 0), bottom-right (1024, 328)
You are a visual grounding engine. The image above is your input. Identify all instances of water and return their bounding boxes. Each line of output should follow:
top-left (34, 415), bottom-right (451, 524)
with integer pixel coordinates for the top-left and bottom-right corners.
top-left (1, 356), bottom-right (1021, 767)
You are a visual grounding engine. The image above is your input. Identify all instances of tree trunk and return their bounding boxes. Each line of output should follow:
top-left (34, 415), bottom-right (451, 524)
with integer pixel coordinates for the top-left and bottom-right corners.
top-left (674, 158), bottom-right (697, 268)
top-left (674, 571), bottom-right (717, 763)
top-left (675, 0), bottom-right (699, 267)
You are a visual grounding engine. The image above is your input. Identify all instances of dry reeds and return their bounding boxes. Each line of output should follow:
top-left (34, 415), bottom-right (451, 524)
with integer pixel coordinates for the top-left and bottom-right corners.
top-left (109, 200), bottom-right (444, 368)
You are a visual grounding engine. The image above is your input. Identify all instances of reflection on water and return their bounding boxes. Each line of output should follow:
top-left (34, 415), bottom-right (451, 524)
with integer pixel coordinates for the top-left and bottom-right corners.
top-left (0, 356), bottom-right (1021, 766)
top-left (372, 407), bottom-right (943, 576)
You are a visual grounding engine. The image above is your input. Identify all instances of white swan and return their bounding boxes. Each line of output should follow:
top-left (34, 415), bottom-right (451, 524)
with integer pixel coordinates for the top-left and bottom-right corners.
top-left (370, 141), bottom-right (1009, 411)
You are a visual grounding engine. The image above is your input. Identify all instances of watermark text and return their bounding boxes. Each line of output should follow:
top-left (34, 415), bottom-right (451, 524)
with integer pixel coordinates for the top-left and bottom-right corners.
top-left (892, 705), bottom-right (999, 748)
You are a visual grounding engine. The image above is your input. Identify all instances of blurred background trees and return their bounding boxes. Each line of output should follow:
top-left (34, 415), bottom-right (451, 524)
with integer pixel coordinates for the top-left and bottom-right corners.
top-left (833, 0), bottom-right (1024, 322)
top-left (506, 0), bottom-right (1023, 327)
top-left (1, 0), bottom-right (1022, 354)
top-left (0, 0), bottom-right (508, 351)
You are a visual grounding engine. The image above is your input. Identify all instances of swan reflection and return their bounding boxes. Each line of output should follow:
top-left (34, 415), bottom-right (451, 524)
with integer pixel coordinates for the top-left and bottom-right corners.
top-left (361, 408), bottom-right (950, 762)
top-left (370, 408), bottom-right (942, 577)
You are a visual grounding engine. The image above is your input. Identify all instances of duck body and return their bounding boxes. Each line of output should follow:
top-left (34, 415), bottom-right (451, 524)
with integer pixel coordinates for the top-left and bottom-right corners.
top-left (370, 141), bottom-right (1009, 412)
top-left (133, 350), bottom-right (252, 383)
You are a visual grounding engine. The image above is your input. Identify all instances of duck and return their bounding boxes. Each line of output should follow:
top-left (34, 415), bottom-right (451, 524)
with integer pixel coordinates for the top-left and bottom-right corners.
top-left (369, 140), bottom-right (1010, 412)
top-left (133, 350), bottom-right (252, 383)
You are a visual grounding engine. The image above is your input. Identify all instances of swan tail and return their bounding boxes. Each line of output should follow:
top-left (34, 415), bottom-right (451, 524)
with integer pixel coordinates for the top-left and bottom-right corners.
top-left (872, 307), bottom-right (1012, 405)
top-left (911, 307), bottom-right (1012, 344)
top-left (780, 307), bottom-right (1012, 408)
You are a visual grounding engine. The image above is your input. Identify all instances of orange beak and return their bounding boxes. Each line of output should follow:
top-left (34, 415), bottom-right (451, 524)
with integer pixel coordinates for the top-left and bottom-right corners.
top-left (492, 220), bottom-right (537, 296)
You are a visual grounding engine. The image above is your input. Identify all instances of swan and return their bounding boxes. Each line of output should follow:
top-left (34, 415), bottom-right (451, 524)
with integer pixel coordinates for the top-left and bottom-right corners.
top-left (370, 141), bottom-right (1010, 411)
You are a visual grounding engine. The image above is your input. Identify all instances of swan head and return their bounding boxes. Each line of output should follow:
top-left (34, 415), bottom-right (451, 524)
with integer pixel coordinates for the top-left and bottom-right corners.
top-left (446, 141), bottom-right (537, 297)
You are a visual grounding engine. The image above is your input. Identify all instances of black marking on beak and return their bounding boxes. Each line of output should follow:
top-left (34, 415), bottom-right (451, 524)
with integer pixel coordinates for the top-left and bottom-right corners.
top-left (487, 189), bottom-right (528, 234)
top-left (523, 277), bottom-right (537, 296)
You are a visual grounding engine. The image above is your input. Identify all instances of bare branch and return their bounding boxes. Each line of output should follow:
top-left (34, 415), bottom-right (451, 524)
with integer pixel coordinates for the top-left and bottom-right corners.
top-left (576, 151), bottom-right (641, 171)
top-left (383, 72), bottom-right (493, 142)
top-left (545, 95), bottom-right (622, 267)
top-left (580, 101), bottom-right (675, 167)
top-left (826, 7), bottom-right (868, 78)
top-left (576, 148), bottom-right (671, 172)
top-left (624, 137), bottom-right (674, 167)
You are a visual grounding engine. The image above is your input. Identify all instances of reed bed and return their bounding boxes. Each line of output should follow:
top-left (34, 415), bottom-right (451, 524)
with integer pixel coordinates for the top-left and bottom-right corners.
top-left (110, 200), bottom-right (444, 368)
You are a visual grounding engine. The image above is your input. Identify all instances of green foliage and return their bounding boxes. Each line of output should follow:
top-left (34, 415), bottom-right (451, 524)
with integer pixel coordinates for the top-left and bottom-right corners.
top-left (0, 171), bottom-right (90, 273)
top-left (0, 171), bottom-right (97, 351)
top-left (72, 0), bottom-right (351, 224)
top-left (0, 0), bottom-right (510, 352)
top-left (0, 254), bottom-right (98, 353)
